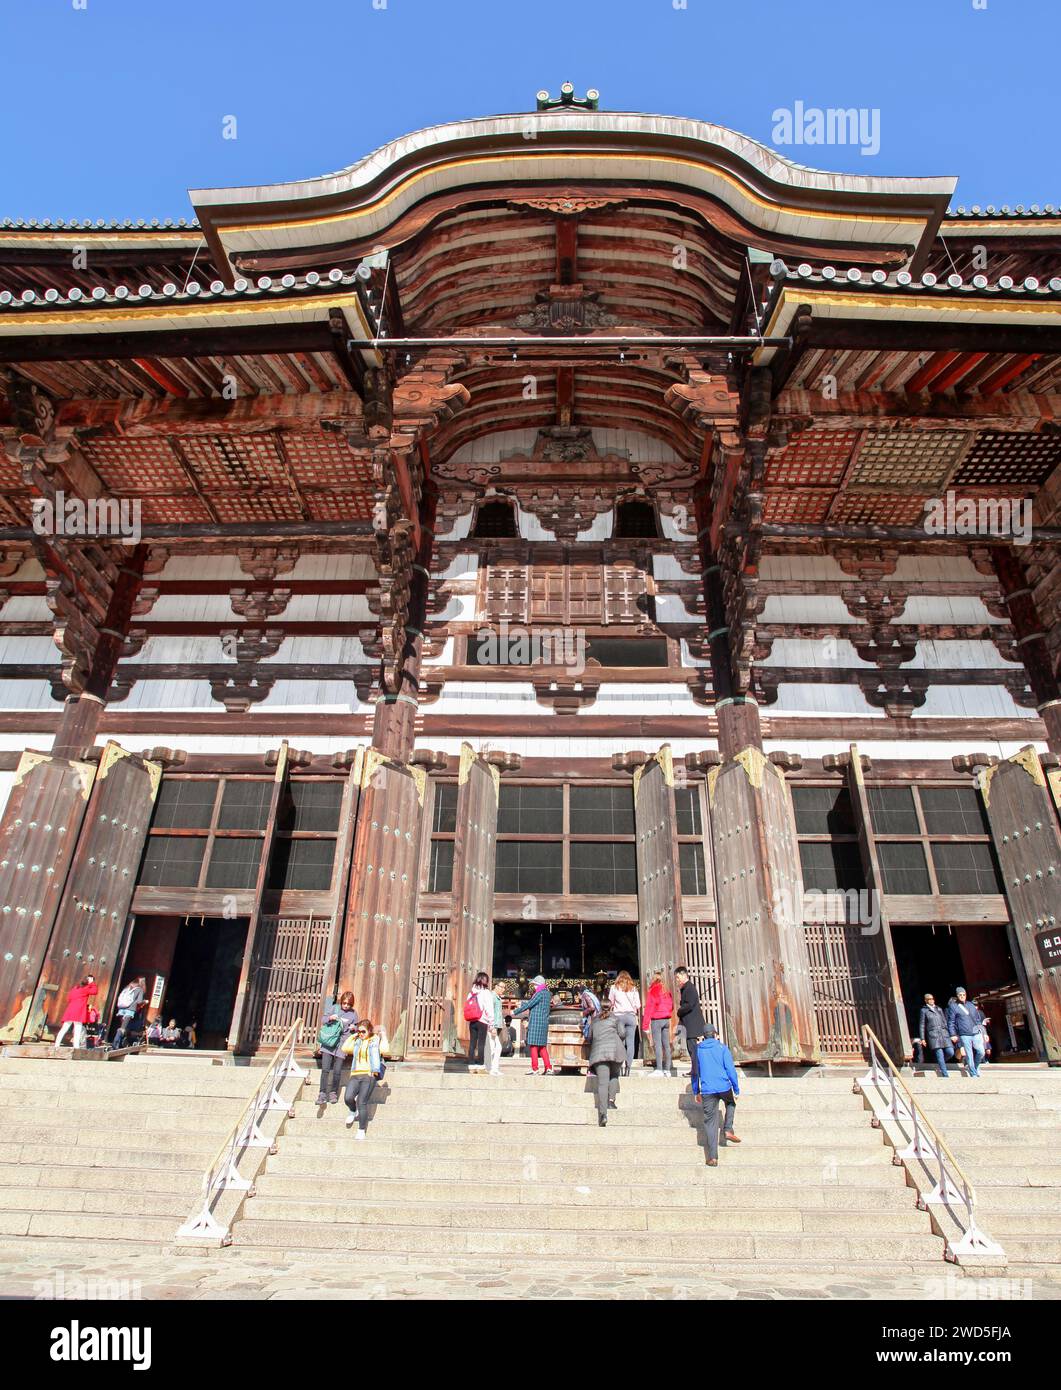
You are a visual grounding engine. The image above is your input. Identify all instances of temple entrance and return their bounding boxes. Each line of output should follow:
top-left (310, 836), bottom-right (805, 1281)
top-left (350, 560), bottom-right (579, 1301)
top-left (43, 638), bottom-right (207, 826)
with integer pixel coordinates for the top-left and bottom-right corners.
top-left (120, 914), bottom-right (249, 1051)
top-left (892, 922), bottom-right (1038, 1061)
top-left (492, 921), bottom-right (638, 989)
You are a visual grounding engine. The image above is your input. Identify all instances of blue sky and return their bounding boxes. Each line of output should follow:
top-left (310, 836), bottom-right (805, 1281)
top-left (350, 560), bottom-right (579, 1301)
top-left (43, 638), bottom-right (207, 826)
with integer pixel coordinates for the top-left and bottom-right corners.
top-left (0, 0), bottom-right (1054, 220)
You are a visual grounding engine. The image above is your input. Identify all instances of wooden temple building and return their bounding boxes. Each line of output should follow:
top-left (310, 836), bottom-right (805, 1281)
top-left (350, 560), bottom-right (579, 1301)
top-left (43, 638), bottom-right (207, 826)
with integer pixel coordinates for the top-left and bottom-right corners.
top-left (0, 90), bottom-right (1059, 1065)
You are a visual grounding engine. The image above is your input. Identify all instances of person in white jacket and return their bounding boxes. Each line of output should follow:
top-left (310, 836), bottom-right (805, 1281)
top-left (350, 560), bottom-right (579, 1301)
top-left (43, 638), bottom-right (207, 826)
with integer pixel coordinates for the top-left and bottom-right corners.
top-left (468, 971), bottom-right (501, 1074)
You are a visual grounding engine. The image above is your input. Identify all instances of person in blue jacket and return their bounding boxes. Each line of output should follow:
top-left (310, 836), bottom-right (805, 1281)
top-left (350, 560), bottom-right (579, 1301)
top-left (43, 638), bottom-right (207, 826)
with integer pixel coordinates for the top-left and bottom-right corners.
top-left (695, 1025), bottom-right (741, 1166)
top-left (946, 987), bottom-right (987, 1078)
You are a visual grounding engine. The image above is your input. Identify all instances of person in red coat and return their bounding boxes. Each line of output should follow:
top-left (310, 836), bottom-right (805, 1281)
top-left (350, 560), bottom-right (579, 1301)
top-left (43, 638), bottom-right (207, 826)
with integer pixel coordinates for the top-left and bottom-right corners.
top-left (53, 976), bottom-right (98, 1050)
top-left (643, 971), bottom-right (675, 1077)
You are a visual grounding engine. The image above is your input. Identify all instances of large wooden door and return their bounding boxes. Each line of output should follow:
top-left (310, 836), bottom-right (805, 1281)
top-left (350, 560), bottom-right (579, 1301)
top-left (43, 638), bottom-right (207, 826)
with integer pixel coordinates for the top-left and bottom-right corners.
top-left (31, 742), bottom-right (161, 1042)
top-left (341, 749), bottom-right (424, 1057)
top-left (976, 747), bottom-right (1061, 1063)
top-left (804, 921), bottom-right (903, 1058)
top-left (709, 746), bottom-right (819, 1064)
top-left (633, 746), bottom-right (685, 989)
top-left (0, 751), bottom-right (96, 1042)
top-left (682, 918), bottom-right (726, 1038)
top-left (843, 746), bottom-right (909, 1059)
top-left (443, 744), bottom-right (499, 1055)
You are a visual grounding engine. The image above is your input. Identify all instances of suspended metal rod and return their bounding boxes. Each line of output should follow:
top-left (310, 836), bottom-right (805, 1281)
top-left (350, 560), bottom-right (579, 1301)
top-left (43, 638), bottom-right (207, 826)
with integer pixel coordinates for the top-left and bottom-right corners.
top-left (347, 334), bottom-right (791, 351)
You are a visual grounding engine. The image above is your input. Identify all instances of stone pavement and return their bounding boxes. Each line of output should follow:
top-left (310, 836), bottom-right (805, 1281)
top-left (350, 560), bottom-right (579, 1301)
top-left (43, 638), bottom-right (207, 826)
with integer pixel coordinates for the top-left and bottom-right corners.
top-left (0, 1242), bottom-right (1055, 1301)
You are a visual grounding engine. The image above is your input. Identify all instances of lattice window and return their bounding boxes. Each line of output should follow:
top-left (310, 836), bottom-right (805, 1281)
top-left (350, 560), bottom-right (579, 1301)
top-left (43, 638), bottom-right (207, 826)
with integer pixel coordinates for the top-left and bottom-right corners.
top-left (847, 429), bottom-right (968, 492)
top-left (408, 920), bottom-right (450, 1052)
top-left (953, 432), bottom-right (1061, 489)
top-left (765, 428), bottom-right (859, 487)
top-left (603, 563), bottom-right (648, 624)
top-left (682, 920), bottom-right (725, 1039)
top-left (242, 915), bottom-right (333, 1049)
top-left (483, 565), bottom-right (529, 624)
top-left (804, 923), bottom-right (895, 1057)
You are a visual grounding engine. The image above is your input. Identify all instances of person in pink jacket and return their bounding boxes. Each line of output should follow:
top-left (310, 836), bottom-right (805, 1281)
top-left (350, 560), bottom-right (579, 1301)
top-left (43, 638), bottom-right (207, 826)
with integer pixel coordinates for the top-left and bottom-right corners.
top-left (642, 971), bottom-right (675, 1077)
top-left (53, 976), bottom-right (98, 1050)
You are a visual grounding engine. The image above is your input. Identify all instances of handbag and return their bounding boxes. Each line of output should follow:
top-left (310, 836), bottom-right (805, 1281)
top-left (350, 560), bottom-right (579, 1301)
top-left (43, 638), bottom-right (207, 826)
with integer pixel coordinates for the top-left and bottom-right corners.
top-left (318, 1018), bottom-right (343, 1051)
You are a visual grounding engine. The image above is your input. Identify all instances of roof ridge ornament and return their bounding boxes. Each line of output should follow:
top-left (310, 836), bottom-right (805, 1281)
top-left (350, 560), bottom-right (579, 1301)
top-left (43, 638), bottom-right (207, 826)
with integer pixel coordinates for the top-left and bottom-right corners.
top-left (535, 82), bottom-right (600, 112)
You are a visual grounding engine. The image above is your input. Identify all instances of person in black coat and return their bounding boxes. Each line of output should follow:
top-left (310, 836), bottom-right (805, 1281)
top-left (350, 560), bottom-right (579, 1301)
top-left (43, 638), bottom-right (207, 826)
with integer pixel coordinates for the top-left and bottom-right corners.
top-left (915, 992), bottom-right (954, 1077)
top-left (675, 967), bottom-right (707, 1095)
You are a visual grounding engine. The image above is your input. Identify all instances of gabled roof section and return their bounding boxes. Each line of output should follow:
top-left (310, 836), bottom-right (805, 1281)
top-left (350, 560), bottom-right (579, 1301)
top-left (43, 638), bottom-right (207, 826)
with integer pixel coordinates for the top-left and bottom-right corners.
top-left (190, 111), bottom-right (958, 279)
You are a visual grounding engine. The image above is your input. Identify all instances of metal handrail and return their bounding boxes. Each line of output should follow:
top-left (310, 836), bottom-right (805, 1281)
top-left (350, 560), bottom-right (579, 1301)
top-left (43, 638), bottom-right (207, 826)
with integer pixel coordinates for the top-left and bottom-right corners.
top-left (176, 1019), bottom-right (308, 1244)
top-left (858, 1024), bottom-right (1003, 1260)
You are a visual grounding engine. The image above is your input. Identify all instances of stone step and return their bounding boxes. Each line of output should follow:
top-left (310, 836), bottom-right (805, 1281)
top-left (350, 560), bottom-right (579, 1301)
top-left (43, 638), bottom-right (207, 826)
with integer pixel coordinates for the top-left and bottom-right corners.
top-left (0, 1090), bottom-right (248, 1119)
top-left (0, 1071), bottom-right (256, 1100)
top-left (981, 1211), bottom-right (1061, 1236)
top-left (986, 1235), bottom-right (1061, 1265)
top-left (0, 1124), bottom-right (234, 1152)
top-left (264, 1152), bottom-right (898, 1186)
top-left (251, 1171), bottom-right (921, 1210)
top-left (272, 1131), bottom-right (887, 1162)
top-left (0, 1141), bottom-right (214, 1169)
top-left (953, 1164), bottom-right (1061, 1187)
top-left (0, 1162), bottom-right (203, 1193)
top-left (945, 1145), bottom-right (1060, 1167)
top-left (291, 1094), bottom-right (871, 1119)
top-left (242, 1193), bottom-right (930, 1235)
top-left (283, 1107), bottom-right (873, 1134)
top-left (231, 1219), bottom-right (943, 1263)
top-left (0, 1211), bottom-right (181, 1244)
top-left (0, 1186), bottom-right (193, 1219)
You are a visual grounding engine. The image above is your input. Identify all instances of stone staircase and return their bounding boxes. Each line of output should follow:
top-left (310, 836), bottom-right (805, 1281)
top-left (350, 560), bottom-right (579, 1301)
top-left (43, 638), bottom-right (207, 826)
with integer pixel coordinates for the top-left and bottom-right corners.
top-left (0, 1052), bottom-right (257, 1246)
top-left (231, 1063), bottom-right (946, 1275)
top-left (894, 1066), bottom-right (1061, 1274)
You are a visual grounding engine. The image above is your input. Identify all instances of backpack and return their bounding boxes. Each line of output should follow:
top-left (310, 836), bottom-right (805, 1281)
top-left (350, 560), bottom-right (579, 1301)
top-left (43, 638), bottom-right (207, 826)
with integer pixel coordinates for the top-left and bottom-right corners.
top-left (117, 984), bottom-right (139, 1010)
top-left (318, 1018), bottom-right (343, 1051)
top-left (463, 991), bottom-right (482, 1022)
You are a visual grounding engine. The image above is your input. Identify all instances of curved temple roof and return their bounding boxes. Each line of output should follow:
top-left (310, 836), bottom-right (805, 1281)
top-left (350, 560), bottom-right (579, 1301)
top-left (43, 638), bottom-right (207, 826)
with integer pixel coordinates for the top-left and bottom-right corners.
top-left (190, 110), bottom-right (958, 275)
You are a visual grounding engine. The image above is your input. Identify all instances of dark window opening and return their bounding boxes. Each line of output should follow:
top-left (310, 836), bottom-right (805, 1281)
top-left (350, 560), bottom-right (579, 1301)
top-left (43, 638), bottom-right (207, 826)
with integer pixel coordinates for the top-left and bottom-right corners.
top-left (586, 637), bottom-right (667, 667)
top-left (498, 785), bottom-right (562, 834)
top-left (931, 841), bottom-right (1003, 895)
top-left (878, 841), bottom-right (932, 895)
top-left (427, 840), bottom-right (454, 894)
top-left (569, 785), bottom-right (635, 836)
top-left (679, 842), bottom-right (708, 895)
top-left (267, 838), bottom-right (336, 891)
top-left (495, 840), bottom-right (563, 894)
top-left (674, 786), bottom-right (703, 837)
top-left (920, 786), bottom-right (991, 837)
top-left (276, 781), bottom-right (343, 834)
top-left (205, 837), bottom-right (263, 890)
top-left (614, 497), bottom-right (660, 538)
top-left (793, 785), bottom-right (857, 837)
top-left (799, 841), bottom-right (866, 894)
top-left (139, 836), bottom-right (208, 888)
top-left (473, 498), bottom-right (518, 538)
top-left (432, 783), bottom-right (459, 833)
top-left (217, 780), bottom-right (272, 832)
top-left (152, 779), bottom-right (218, 830)
top-left (868, 786), bottom-right (920, 836)
top-left (569, 841), bottom-right (638, 894)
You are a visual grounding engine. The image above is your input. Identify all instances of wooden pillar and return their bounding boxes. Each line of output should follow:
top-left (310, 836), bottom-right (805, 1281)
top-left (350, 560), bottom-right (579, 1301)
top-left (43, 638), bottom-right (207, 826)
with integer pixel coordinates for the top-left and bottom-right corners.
top-left (993, 547), bottom-right (1061, 752)
top-left (966, 747), bottom-right (1061, 1062)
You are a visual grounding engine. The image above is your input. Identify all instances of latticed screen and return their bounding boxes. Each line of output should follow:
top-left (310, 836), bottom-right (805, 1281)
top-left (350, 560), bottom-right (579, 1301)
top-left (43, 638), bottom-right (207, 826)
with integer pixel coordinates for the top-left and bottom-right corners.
top-left (569, 786), bottom-right (634, 835)
top-left (427, 840), bottom-right (455, 894)
top-left (877, 842), bottom-right (932, 895)
top-left (152, 779), bottom-right (218, 829)
top-left (867, 786), bottom-right (920, 835)
top-left (277, 781), bottom-right (343, 834)
top-left (930, 841), bottom-right (1002, 895)
top-left (919, 786), bottom-right (990, 837)
top-left (206, 837), bottom-right (263, 889)
top-left (217, 780), bottom-right (272, 831)
top-left (793, 785), bottom-right (856, 836)
top-left (267, 838), bottom-right (336, 891)
top-left (432, 783), bottom-right (458, 833)
top-left (495, 840), bottom-right (563, 893)
top-left (798, 840), bottom-right (866, 893)
top-left (139, 835), bottom-right (207, 887)
top-left (679, 842), bottom-right (708, 895)
top-left (674, 786), bottom-right (703, 836)
top-left (569, 841), bottom-right (637, 894)
top-left (498, 785), bottom-right (562, 834)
